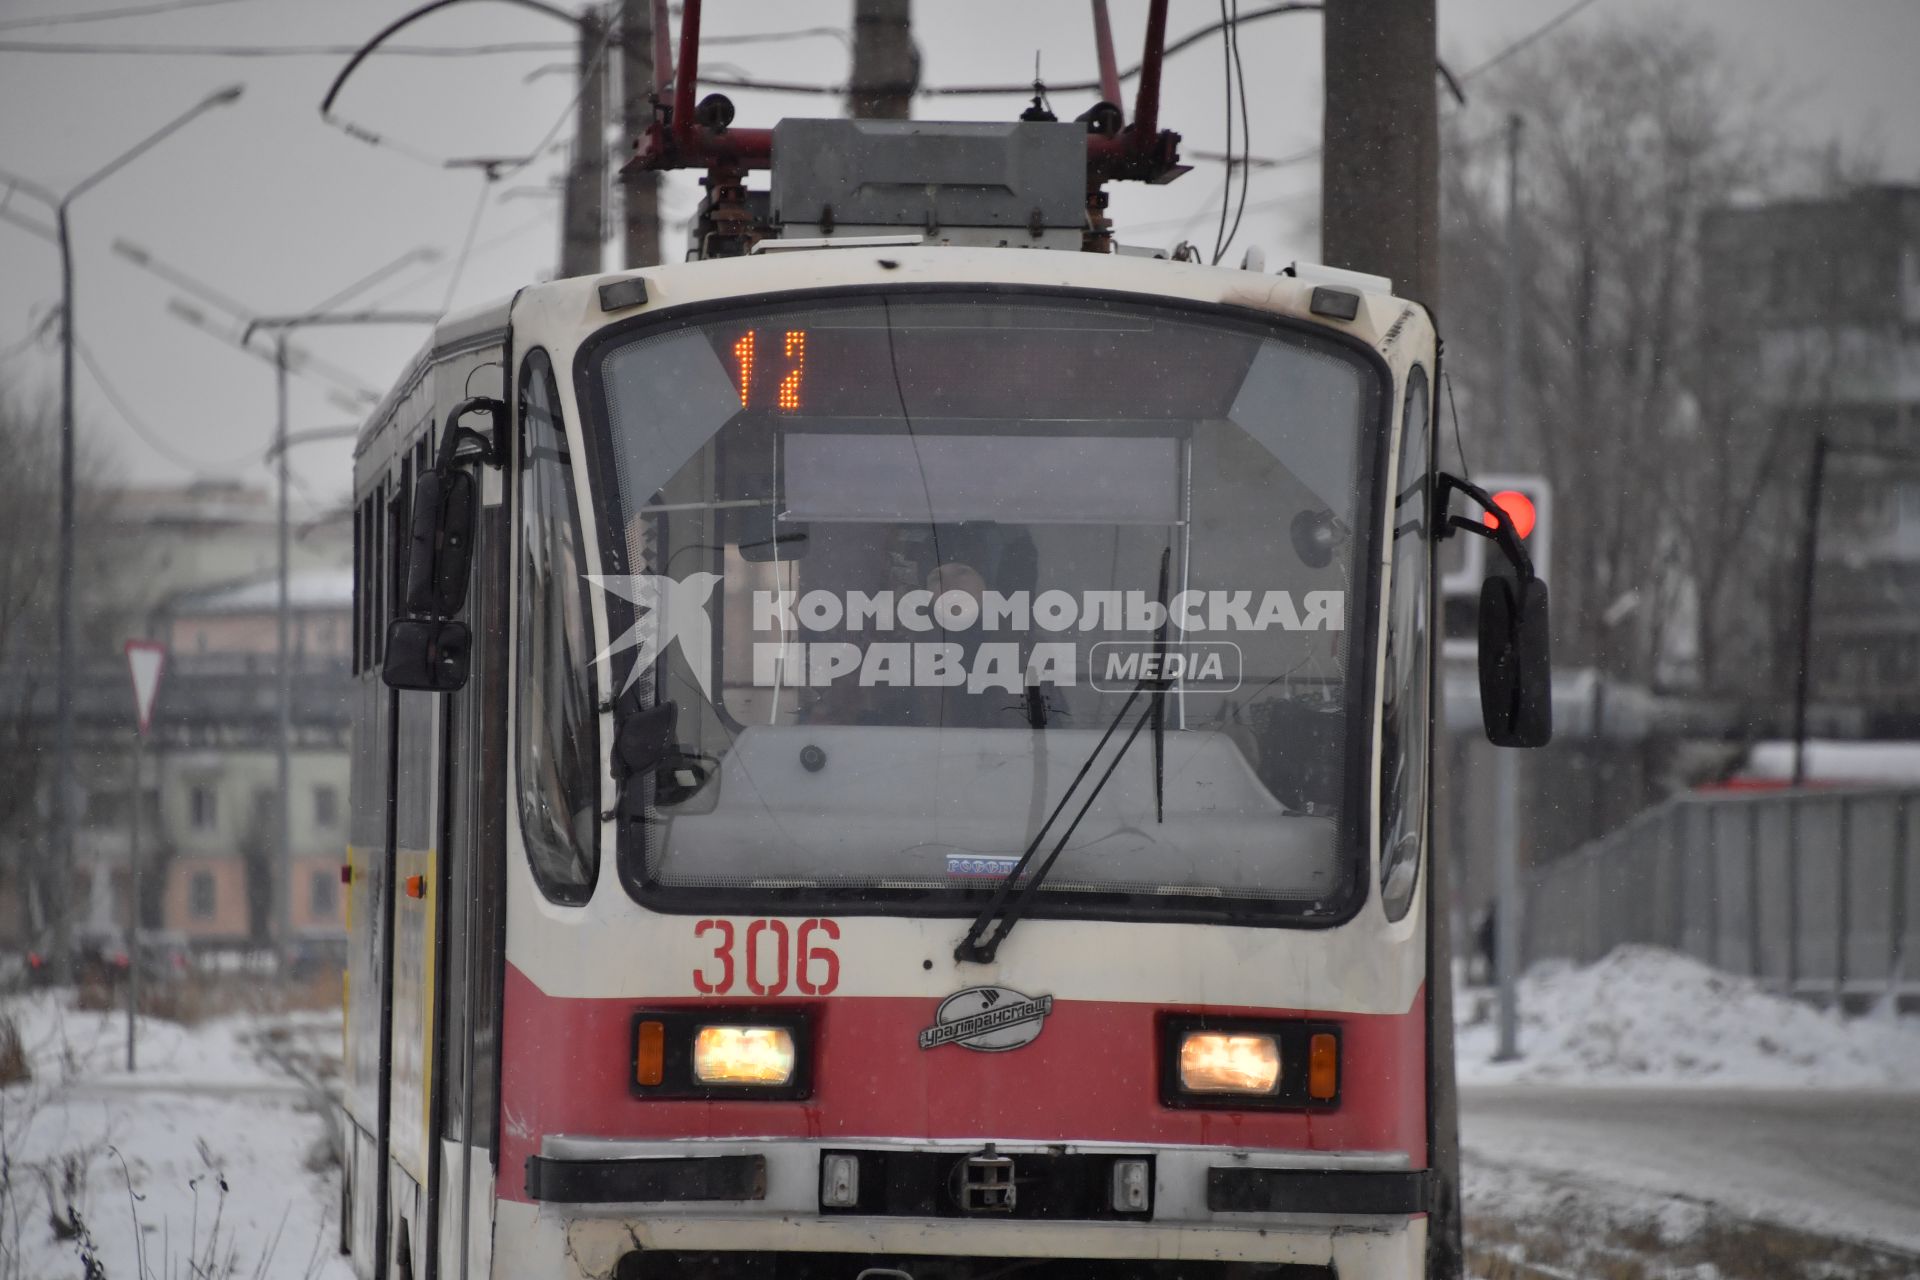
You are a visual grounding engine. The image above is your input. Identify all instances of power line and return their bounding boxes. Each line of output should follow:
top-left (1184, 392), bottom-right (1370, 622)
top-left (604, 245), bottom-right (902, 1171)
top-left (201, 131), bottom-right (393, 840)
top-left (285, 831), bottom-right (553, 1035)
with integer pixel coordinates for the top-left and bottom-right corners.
top-left (0, 0), bottom-right (247, 34)
top-left (75, 336), bottom-right (257, 473)
top-left (0, 330), bottom-right (45, 364)
top-left (1212, 0), bottom-right (1611, 179)
top-left (0, 39), bottom-right (579, 57)
top-left (1459, 0), bottom-right (1607, 80)
top-left (1210, 0), bottom-right (1235, 265)
top-left (920, 2), bottom-right (1324, 97)
top-left (357, 207), bottom-right (556, 310)
top-left (325, 14), bottom-right (615, 176)
top-left (1126, 182), bottom-right (1315, 237)
top-left (442, 176), bottom-right (492, 314)
top-left (0, 23), bottom-right (850, 58)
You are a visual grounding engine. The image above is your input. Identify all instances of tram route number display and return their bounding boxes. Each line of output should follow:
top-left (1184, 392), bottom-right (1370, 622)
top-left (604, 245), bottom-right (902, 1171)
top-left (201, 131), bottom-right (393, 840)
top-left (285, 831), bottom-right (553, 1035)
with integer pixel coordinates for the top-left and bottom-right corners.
top-left (694, 917), bottom-right (840, 995)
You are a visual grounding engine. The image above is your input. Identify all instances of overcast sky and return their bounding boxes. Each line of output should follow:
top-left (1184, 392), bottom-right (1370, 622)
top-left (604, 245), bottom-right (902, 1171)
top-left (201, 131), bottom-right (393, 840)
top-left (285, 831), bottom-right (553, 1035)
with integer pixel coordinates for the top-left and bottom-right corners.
top-left (1, 0), bottom-right (1915, 517)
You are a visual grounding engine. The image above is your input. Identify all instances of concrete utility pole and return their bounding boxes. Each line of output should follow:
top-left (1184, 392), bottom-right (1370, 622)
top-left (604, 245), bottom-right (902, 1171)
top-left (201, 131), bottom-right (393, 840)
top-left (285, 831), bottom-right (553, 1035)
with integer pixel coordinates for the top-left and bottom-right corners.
top-left (247, 313), bottom-right (433, 977)
top-left (562, 7), bottom-right (609, 278)
top-left (619, 0), bottom-right (661, 267)
top-left (1790, 433), bottom-right (1829, 788)
top-left (0, 85), bottom-right (242, 984)
top-left (1493, 114), bottom-right (1525, 1064)
top-left (172, 299), bottom-right (432, 975)
top-left (848, 0), bottom-right (917, 120)
top-left (1321, 0), bottom-right (1438, 306)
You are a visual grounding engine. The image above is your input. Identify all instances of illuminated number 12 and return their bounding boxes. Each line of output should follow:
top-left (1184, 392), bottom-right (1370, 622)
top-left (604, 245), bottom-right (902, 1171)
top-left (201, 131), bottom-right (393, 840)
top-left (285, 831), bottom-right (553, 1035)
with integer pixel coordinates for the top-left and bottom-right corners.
top-left (731, 329), bottom-right (806, 411)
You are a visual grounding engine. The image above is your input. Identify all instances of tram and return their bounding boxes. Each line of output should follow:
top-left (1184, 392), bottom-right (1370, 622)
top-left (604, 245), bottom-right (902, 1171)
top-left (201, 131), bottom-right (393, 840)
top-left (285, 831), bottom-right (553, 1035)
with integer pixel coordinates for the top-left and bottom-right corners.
top-left (338, 5), bottom-right (1552, 1278)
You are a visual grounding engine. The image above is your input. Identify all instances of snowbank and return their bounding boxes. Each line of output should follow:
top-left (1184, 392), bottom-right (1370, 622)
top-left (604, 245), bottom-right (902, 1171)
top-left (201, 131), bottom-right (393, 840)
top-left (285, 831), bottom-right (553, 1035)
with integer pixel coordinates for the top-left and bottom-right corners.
top-left (1455, 946), bottom-right (1920, 1087)
top-left (1, 988), bottom-right (323, 1090)
top-left (1739, 738), bottom-right (1920, 784)
top-left (0, 989), bottom-right (349, 1280)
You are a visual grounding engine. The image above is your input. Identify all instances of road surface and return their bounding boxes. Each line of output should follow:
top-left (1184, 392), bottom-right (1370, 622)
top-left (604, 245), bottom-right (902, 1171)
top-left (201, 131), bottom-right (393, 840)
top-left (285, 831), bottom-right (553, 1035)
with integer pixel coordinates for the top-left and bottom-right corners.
top-left (1460, 1085), bottom-right (1920, 1254)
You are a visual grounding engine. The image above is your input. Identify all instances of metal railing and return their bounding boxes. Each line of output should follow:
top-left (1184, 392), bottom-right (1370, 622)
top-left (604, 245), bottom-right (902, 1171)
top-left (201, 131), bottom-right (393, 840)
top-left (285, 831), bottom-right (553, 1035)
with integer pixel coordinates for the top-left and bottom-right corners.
top-left (1524, 785), bottom-right (1919, 1002)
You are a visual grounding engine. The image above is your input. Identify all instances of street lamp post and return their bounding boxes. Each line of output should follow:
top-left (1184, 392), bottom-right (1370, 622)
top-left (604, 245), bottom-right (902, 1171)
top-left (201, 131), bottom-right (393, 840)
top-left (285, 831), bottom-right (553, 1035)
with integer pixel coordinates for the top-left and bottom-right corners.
top-left (239, 311), bottom-right (435, 978)
top-left (0, 85), bottom-right (243, 982)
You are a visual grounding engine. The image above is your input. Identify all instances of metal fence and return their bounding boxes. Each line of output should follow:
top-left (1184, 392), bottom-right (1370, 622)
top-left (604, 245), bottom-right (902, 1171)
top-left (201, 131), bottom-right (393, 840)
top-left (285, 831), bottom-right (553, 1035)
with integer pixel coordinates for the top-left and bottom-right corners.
top-left (1523, 785), bottom-right (1920, 1003)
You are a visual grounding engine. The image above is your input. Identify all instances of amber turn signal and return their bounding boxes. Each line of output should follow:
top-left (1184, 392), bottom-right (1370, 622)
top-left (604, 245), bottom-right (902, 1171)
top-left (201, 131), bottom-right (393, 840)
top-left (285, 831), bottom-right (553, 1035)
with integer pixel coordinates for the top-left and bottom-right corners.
top-left (1308, 1032), bottom-right (1339, 1100)
top-left (634, 1019), bottom-right (665, 1086)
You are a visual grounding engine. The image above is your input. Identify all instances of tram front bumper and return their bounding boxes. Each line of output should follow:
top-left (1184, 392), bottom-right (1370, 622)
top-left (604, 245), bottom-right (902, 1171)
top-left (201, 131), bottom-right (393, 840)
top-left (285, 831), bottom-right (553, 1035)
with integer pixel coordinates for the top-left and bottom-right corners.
top-left (506, 1138), bottom-right (1430, 1276)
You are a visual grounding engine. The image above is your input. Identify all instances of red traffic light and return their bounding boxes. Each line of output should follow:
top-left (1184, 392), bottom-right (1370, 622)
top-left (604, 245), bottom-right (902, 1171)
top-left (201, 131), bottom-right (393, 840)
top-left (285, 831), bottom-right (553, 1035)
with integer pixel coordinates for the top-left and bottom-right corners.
top-left (1482, 489), bottom-right (1537, 540)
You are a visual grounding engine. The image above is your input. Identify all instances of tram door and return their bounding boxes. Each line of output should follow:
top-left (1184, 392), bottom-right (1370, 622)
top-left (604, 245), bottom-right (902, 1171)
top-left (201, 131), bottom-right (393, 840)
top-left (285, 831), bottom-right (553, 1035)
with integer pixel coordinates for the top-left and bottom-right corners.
top-left (386, 432), bottom-right (442, 1280)
top-left (434, 489), bottom-right (510, 1280)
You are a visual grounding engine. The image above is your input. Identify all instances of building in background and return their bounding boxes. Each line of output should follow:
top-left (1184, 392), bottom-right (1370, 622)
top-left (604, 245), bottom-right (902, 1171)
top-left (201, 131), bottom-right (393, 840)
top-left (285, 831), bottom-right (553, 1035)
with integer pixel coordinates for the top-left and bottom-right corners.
top-left (4, 480), bottom-right (352, 959)
top-left (1701, 183), bottom-right (1920, 733)
top-left (147, 566), bottom-right (353, 951)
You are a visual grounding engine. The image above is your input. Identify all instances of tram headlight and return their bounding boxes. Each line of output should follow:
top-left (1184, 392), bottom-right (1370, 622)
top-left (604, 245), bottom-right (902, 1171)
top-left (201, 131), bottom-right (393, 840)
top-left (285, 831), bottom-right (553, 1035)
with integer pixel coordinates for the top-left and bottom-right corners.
top-left (692, 1025), bottom-right (798, 1086)
top-left (1176, 1032), bottom-right (1283, 1095)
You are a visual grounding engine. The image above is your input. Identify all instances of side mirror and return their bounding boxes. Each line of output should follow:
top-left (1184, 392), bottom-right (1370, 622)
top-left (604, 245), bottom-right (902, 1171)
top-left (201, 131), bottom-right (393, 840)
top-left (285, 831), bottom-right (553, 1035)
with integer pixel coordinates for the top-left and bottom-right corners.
top-left (403, 467), bottom-right (476, 617)
top-left (382, 618), bottom-right (472, 692)
top-left (1478, 571), bottom-right (1552, 747)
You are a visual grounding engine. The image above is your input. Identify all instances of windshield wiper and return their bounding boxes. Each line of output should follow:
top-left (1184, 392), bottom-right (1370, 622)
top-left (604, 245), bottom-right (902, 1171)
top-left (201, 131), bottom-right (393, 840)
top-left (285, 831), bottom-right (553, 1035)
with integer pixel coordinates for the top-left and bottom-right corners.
top-left (955, 550), bottom-right (1173, 965)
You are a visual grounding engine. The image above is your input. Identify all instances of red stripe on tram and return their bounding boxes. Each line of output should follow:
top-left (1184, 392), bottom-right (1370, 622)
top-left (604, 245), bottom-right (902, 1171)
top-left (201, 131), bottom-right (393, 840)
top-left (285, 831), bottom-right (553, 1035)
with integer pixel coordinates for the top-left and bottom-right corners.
top-left (496, 964), bottom-right (1427, 1203)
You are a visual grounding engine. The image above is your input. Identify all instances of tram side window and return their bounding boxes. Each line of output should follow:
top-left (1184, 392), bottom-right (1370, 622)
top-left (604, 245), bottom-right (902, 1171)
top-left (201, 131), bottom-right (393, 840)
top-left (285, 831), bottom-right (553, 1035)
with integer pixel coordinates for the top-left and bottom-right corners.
top-left (514, 348), bottom-right (600, 903)
top-left (1379, 366), bottom-right (1432, 922)
top-left (351, 502), bottom-right (362, 675)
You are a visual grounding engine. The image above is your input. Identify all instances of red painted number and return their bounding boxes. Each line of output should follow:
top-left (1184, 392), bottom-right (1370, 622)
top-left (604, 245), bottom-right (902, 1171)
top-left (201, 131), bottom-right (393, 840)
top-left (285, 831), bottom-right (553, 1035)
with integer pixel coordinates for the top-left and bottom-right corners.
top-left (796, 918), bottom-right (840, 995)
top-left (745, 919), bottom-right (789, 995)
top-left (692, 917), bottom-right (838, 996)
top-left (692, 918), bottom-right (734, 994)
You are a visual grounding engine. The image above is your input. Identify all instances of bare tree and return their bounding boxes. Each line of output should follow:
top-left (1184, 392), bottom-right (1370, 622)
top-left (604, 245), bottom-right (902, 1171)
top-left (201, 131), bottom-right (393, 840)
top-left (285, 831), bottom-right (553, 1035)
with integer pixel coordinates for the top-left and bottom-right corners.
top-left (0, 384), bottom-right (129, 943)
top-left (0, 388), bottom-right (68, 939)
top-left (1439, 16), bottom-right (1803, 693)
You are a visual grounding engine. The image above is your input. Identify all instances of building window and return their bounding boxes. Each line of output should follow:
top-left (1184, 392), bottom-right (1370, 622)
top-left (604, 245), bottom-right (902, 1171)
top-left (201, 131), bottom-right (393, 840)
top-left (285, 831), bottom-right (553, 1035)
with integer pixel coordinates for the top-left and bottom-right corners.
top-left (310, 869), bottom-right (338, 919)
top-left (189, 871), bottom-right (217, 919)
top-left (314, 784), bottom-right (339, 829)
top-left (189, 784), bottom-right (218, 831)
top-left (1768, 248), bottom-right (1794, 306)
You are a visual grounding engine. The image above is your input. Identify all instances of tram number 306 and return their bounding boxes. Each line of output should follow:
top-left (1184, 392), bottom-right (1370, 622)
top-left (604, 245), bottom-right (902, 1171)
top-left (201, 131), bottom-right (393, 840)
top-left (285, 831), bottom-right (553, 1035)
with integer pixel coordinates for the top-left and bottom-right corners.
top-left (694, 918), bottom-right (841, 995)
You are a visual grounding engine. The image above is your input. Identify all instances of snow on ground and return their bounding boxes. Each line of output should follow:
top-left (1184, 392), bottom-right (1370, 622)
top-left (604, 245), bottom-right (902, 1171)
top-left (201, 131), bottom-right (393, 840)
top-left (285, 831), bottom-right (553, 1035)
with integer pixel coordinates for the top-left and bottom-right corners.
top-left (1462, 1147), bottom-right (1920, 1280)
top-left (0, 988), bottom-right (349, 1280)
top-left (1455, 945), bottom-right (1920, 1087)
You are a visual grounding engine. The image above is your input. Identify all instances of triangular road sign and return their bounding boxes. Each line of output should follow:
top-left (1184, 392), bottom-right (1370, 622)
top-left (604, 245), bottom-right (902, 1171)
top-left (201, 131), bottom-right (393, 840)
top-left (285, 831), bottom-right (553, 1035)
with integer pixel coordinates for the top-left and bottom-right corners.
top-left (125, 640), bottom-right (167, 737)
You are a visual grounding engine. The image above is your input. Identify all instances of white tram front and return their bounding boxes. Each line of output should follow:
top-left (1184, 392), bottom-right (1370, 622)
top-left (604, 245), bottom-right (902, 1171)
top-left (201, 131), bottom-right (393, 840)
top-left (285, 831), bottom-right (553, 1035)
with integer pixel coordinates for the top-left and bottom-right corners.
top-left (339, 26), bottom-right (1551, 1280)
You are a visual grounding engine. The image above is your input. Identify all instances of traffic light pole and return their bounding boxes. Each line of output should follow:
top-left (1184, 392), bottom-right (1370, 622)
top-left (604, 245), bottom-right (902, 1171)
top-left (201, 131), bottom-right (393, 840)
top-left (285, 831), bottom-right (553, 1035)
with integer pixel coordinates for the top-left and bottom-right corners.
top-left (1493, 114), bottom-right (1524, 1063)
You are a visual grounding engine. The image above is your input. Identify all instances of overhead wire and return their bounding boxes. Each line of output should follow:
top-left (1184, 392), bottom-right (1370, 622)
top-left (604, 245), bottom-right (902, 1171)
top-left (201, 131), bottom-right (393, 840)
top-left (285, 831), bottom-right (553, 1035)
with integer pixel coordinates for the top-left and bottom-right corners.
top-left (0, 38), bottom-right (579, 56)
top-left (0, 330), bottom-right (44, 364)
top-left (75, 336), bottom-right (259, 472)
top-left (1235, 0), bottom-right (1611, 174)
top-left (442, 174), bottom-right (493, 314)
top-left (325, 10), bottom-right (615, 177)
top-left (356, 206), bottom-right (556, 311)
top-left (1459, 0), bottom-right (1607, 79)
top-left (1210, 0), bottom-right (1234, 266)
top-left (1224, 1), bottom-right (1252, 256)
top-left (0, 24), bottom-right (848, 58)
top-left (0, 0), bottom-right (247, 33)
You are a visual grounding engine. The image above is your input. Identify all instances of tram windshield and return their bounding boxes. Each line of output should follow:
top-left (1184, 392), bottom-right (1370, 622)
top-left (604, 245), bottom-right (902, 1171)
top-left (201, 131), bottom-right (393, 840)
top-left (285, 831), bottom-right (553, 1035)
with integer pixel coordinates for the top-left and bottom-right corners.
top-left (584, 292), bottom-right (1386, 921)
